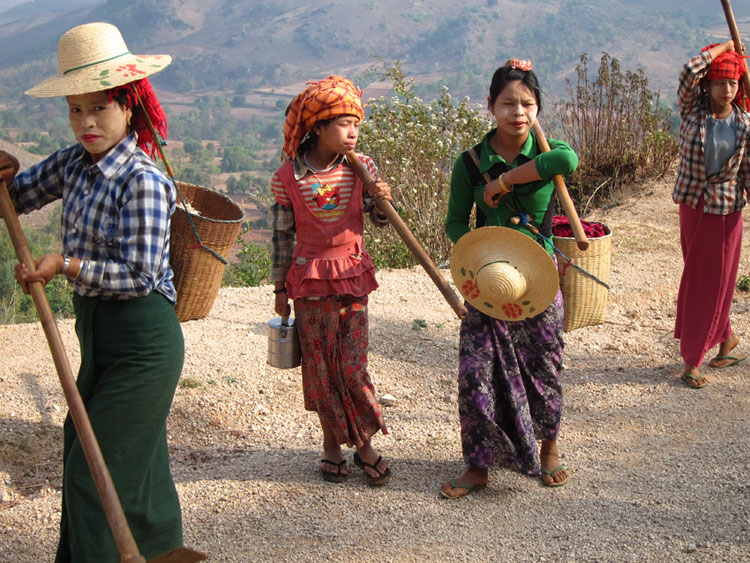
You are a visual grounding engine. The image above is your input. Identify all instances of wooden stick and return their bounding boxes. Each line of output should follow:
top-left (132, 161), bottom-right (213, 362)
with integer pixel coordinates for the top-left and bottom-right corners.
top-left (531, 122), bottom-right (589, 250)
top-left (345, 152), bottom-right (467, 318)
top-left (721, 0), bottom-right (750, 107)
top-left (0, 180), bottom-right (147, 562)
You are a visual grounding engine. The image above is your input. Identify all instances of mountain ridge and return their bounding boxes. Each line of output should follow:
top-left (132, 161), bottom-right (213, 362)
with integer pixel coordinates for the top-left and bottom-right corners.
top-left (0, 0), bottom-right (749, 107)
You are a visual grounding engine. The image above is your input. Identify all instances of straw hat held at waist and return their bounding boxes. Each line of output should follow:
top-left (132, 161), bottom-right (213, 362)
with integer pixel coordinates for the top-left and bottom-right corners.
top-left (451, 226), bottom-right (559, 321)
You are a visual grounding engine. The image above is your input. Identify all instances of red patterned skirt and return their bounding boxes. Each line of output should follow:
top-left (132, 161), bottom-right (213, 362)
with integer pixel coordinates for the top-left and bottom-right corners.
top-left (294, 294), bottom-right (387, 447)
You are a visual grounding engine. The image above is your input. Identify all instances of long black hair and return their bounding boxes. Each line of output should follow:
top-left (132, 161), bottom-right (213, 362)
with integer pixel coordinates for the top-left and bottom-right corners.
top-left (488, 64), bottom-right (543, 113)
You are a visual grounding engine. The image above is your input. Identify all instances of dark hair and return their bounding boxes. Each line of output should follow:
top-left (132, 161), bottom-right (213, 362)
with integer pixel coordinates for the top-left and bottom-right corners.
top-left (488, 65), bottom-right (543, 113)
top-left (297, 117), bottom-right (334, 155)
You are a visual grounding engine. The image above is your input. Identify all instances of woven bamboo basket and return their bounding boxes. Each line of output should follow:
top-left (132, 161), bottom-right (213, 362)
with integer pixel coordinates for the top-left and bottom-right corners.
top-left (554, 223), bottom-right (612, 332)
top-left (170, 182), bottom-right (244, 322)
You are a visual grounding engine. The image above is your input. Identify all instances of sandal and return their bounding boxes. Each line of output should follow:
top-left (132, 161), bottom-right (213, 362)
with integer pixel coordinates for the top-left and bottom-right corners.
top-left (321, 459), bottom-right (348, 483)
top-left (353, 452), bottom-right (391, 486)
top-left (682, 372), bottom-right (708, 389)
top-left (440, 478), bottom-right (486, 499)
top-left (541, 464), bottom-right (568, 487)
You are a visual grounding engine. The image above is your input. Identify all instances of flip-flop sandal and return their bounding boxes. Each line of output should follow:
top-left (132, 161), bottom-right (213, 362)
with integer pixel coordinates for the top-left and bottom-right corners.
top-left (541, 464), bottom-right (568, 487)
top-left (682, 372), bottom-right (708, 389)
top-left (440, 478), bottom-right (486, 499)
top-left (708, 354), bottom-right (746, 369)
top-left (353, 452), bottom-right (391, 486)
top-left (321, 459), bottom-right (348, 483)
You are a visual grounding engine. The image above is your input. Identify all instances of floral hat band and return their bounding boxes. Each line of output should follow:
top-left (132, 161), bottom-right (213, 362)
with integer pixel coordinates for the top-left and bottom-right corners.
top-left (25, 22), bottom-right (171, 98)
top-left (505, 58), bottom-right (533, 72)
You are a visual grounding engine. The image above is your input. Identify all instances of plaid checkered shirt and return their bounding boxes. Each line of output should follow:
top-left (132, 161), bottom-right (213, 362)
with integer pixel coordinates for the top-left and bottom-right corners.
top-left (673, 51), bottom-right (750, 214)
top-left (9, 134), bottom-right (177, 302)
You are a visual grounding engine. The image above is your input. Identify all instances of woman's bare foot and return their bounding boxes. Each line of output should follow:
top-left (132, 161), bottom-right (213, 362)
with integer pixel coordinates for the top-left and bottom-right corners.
top-left (540, 440), bottom-right (567, 487)
top-left (440, 466), bottom-right (488, 498)
top-left (682, 364), bottom-right (708, 388)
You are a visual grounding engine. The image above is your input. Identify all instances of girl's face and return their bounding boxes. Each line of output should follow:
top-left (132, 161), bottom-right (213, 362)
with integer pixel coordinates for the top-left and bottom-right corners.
top-left (68, 92), bottom-right (132, 163)
top-left (488, 80), bottom-right (538, 139)
top-left (707, 78), bottom-right (739, 112)
top-left (314, 114), bottom-right (360, 155)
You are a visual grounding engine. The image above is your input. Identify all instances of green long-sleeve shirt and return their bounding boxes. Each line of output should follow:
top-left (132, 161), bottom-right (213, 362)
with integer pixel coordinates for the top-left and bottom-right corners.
top-left (445, 129), bottom-right (578, 253)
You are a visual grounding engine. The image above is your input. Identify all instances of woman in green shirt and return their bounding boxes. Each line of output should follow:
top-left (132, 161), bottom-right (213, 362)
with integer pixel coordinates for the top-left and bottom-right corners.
top-left (441, 60), bottom-right (578, 498)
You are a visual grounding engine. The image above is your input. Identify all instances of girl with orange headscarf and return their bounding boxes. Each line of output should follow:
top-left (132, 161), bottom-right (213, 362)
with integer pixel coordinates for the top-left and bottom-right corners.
top-left (673, 40), bottom-right (750, 388)
top-left (268, 76), bottom-right (393, 485)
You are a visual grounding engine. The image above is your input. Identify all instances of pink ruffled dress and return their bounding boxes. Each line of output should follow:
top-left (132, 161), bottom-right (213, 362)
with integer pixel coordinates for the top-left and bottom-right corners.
top-left (275, 159), bottom-right (379, 299)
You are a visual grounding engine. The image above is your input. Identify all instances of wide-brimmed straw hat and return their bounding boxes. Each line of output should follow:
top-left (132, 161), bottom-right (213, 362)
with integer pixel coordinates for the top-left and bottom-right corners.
top-left (25, 22), bottom-right (171, 98)
top-left (451, 226), bottom-right (559, 321)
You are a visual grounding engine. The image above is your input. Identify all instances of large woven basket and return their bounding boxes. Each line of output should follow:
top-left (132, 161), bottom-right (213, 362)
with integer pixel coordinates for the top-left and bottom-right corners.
top-left (170, 182), bottom-right (244, 322)
top-left (554, 223), bottom-right (612, 332)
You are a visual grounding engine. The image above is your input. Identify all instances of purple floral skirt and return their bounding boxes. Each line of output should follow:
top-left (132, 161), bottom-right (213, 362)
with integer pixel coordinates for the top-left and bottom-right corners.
top-left (457, 290), bottom-right (564, 476)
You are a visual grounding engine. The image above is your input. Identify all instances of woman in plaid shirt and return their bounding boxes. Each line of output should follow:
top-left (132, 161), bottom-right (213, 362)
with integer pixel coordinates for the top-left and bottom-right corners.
top-left (0, 23), bottom-right (185, 561)
top-left (674, 40), bottom-right (750, 389)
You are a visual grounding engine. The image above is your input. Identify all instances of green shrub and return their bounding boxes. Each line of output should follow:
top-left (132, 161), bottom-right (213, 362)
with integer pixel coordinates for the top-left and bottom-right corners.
top-left (222, 231), bottom-right (271, 287)
top-left (358, 60), bottom-right (490, 268)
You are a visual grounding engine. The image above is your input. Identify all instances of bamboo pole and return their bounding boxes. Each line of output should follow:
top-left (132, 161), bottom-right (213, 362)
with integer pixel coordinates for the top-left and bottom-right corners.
top-left (345, 152), bottom-right (467, 318)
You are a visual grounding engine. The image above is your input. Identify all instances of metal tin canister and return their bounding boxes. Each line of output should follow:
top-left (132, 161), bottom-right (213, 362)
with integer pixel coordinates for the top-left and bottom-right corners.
top-left (267, 317), bottom-right (301, 369)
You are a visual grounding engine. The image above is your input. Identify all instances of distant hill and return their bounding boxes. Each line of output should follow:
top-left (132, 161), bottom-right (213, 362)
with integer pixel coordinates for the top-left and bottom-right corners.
top-left (0, 0), bottom-right (748, 108)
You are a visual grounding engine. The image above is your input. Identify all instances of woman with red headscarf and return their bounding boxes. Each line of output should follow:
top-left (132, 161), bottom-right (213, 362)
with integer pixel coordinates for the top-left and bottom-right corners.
top-left (673, 40), bottom-right (750, 388)
top-left (0, 23), bottom-right (185, 561)
top-left (269, 76), bottom-right (394, 485)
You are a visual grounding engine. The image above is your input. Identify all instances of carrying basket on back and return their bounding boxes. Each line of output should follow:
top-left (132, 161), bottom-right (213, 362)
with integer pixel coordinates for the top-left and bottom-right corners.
top-left (554, 222), bottom-right (612, 332)
top-left (170, 182), bottom-right (244, 322)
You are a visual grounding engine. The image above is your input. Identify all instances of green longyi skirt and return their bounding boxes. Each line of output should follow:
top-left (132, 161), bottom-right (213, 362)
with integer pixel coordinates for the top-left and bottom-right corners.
top-left (55, 291), bottom-right (184, 562)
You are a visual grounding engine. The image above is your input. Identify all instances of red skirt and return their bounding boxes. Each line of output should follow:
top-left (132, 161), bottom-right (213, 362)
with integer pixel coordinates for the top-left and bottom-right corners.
top-left (674, 202), bottom-right (743, 366)
top-left (294, 294), bottom-right (387, 447)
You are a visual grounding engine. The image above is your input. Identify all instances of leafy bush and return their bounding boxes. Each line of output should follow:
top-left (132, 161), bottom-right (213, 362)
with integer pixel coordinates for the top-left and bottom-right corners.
top-left (358, 61), bottom-right (490, 268)
top-left (222, 231), bottom-right (271, 287)
top-left (553, 53), bottom-right (679, 213)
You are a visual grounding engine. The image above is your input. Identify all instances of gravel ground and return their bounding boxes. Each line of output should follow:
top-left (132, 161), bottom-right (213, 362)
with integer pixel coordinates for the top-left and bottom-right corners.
top-left (1, 177), bottom-right (749, 562)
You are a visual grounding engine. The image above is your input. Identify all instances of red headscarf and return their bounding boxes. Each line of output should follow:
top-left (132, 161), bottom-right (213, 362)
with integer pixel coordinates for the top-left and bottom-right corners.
top-left (701, 44), bottom-right (750, 111)
top-left (108, 78), bottom-right (168, 159)
top-left (282, 75), bottom-right (364, 161)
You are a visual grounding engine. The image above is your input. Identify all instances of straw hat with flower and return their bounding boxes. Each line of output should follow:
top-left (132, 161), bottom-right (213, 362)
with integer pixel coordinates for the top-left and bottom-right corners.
top-left (451, 226), bottom-right (559, 321)
top-left (25, 22), bottom-right (171, 98)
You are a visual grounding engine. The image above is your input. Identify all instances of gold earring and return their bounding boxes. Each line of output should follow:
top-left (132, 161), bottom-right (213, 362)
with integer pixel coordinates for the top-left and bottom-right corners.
top-left (127, 115), bottom-right (132, 127)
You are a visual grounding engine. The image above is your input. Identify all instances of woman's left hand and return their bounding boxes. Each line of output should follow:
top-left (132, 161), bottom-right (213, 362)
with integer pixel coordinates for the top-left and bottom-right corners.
top-left (368, 178), bottom-right (392, 201)
top-left (14, 253), bottom-right (63, 293)
top-left (483, 178), bottom-right (508, 208)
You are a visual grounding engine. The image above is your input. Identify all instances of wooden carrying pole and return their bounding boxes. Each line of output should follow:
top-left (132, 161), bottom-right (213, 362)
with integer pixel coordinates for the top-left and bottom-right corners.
top-left (0, 180), bottom-right (206, 563)
top-left (721, 0), bottom-right (750, 106)
top-left (531, 122), bottom-right (589, 250)
top-left (345, 152), bottom-right (467, 318)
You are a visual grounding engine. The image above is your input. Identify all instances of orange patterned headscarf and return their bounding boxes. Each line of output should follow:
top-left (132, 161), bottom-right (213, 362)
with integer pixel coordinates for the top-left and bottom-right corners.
top-left (282, 75), bottom-right (364, 160)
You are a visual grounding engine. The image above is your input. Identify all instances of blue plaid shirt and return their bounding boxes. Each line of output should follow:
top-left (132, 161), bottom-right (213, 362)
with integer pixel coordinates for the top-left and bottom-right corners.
top-left (9, 134), bottom-right (177, 302)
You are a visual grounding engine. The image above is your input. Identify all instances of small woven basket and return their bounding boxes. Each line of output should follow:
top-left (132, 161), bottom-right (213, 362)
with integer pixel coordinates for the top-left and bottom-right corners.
top-left (554, 223), bottom-right (612, 332)
top-left (170, 182), bottom-right (244, 322)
